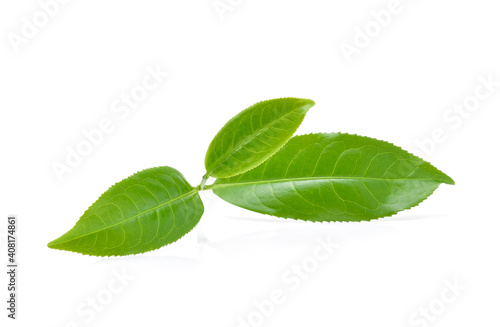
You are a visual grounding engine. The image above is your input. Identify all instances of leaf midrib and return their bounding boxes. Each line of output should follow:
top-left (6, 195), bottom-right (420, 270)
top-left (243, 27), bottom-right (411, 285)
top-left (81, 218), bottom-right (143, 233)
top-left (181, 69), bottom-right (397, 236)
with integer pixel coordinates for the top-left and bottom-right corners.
top-left (209, 176), bottom-right (444, 189)
top-left (50, 189), bottom-right (199, 245)
top-left (207, 101), bottom-right (308, 175)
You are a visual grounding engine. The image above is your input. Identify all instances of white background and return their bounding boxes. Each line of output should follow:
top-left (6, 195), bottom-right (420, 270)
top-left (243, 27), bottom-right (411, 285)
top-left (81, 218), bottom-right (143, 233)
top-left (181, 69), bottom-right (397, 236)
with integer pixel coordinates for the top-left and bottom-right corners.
top-left (1, 0), bottom-right (499, 326)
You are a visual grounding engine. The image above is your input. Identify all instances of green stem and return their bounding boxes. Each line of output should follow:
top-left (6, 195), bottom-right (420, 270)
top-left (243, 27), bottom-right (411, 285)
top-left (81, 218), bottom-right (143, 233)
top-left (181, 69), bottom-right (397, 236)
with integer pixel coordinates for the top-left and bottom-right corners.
top-left (199, 173), bottom-right (209, 190)
top-left (203, 183), bottom-right (215, 190)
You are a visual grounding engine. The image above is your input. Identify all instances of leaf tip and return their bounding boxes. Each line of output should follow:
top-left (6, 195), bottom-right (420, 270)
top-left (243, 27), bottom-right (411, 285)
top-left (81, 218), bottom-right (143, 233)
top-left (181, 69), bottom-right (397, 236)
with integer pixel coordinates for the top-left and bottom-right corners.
top-left (47, 234), bottom-right (67, 250)
top-left (299, 98), bottom-right (315, 110)
top-left (442, 174), bottom-right (455, 185)
top-left (47, 239), bottom-right (58, 249)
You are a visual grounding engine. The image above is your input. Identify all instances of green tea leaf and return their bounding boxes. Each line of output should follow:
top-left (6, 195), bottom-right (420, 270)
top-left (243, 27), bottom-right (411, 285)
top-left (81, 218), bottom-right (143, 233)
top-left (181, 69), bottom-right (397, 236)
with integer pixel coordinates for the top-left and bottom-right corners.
top-left (209, 133), bottom-right (454, 221)
top-left (205, 98), bottom-right (315, 178)
top-left (48, 166), bottom-right (204, 256)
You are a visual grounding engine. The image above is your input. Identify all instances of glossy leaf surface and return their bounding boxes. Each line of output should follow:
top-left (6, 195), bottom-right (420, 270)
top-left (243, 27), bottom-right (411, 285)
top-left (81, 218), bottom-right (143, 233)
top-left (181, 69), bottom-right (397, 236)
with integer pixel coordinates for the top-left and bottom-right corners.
top-left (205, 98), bottom-right (315, 178)
top-left (210, 133), bottom-right (454, 221)
top-left (48, 166), bottom-right (203, 256)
